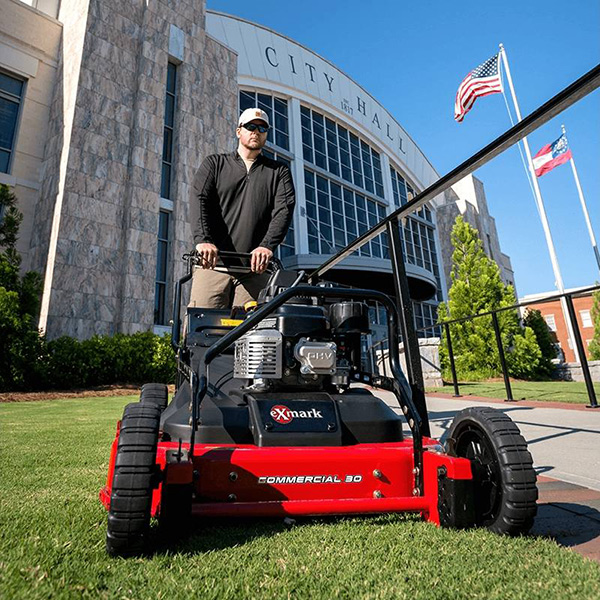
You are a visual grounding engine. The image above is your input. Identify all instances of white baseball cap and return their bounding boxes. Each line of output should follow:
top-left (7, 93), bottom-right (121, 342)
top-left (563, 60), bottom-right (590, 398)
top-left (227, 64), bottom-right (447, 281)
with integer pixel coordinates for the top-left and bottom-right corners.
top-left (238, 107), bottom-right (270, 127)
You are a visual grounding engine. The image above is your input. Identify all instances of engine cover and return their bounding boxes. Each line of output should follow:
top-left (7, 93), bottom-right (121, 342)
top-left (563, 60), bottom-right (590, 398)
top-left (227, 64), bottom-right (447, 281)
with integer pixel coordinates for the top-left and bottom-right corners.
top-left (294, 338), bottom-right (337, 375)
top-left (234, 329), bottom-right (283, 379)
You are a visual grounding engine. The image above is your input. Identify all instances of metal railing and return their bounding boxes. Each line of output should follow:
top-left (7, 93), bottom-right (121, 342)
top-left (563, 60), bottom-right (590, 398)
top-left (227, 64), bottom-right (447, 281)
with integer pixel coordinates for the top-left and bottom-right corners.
top-left (402, 285), bottom-right (599, 408)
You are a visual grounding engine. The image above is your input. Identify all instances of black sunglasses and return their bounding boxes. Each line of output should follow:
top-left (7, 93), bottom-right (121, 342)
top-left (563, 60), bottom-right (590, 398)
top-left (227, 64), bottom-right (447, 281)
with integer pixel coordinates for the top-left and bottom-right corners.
top-left (242, 123), bottom-right (269, 133)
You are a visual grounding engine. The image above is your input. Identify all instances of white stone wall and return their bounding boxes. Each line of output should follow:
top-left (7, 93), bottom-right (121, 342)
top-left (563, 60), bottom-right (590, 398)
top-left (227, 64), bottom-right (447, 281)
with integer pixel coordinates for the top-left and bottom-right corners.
top-left (26, 0), bottom-right (237, 339)
top-left (375, 337), bottom-right (443, 388)
top-left (434, 174), bottom-right (516, 294)
top-left (554, 361), bottom-right (600, 383)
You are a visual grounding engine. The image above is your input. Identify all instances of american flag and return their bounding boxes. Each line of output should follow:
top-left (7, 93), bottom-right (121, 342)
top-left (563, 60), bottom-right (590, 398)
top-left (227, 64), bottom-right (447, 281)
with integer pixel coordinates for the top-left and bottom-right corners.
top-left (454, 54), bottom-right (503, 122)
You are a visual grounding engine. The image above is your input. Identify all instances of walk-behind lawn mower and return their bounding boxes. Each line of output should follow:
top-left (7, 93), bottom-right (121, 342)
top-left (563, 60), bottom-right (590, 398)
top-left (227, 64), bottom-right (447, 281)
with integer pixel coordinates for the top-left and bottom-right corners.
top-left (99, 251), bottom-right (538, 556)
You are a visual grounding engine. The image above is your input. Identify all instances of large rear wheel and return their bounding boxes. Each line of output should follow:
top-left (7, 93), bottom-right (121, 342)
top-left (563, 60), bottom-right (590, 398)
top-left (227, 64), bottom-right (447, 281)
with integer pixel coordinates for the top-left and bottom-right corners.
top-left (106, 403), bottom-right (161, 556)
top-left (446, 407), bottom-right (537, 535)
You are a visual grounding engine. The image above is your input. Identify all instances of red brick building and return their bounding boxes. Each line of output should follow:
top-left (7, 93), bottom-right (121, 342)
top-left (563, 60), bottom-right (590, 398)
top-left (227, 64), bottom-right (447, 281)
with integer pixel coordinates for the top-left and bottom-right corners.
top-left (520, 287), bottom-right (596, 363)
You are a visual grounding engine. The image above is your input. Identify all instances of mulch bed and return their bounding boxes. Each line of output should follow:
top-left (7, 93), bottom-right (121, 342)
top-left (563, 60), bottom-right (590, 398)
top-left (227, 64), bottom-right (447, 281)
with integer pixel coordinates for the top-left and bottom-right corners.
top-left (0, 384), bottom-right (175, 403)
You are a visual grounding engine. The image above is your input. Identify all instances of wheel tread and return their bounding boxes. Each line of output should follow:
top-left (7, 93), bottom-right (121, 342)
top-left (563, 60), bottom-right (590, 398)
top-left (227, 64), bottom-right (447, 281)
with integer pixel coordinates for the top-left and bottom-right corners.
top-left (106, 400), bottom-right (160, 556)
top-left (447, 406), bottom-right (538, 535)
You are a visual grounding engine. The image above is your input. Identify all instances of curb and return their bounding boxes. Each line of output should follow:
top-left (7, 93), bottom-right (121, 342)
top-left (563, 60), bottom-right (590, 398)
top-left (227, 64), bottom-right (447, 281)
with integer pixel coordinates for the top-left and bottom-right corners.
top-left (535, 475), bottom-right (600, 563)
top-left (427, 392), bottom-right (594, 411)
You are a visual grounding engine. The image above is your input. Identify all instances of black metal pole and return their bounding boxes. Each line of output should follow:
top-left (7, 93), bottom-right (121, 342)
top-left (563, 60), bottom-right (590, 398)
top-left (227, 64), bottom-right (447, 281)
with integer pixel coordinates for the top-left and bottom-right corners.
top-left (564, 295), bottom-right (598, 408)
top-left (444, 323), bottom-right (461, 397)
top-left (491, 312), bottom-right (514, 402)
top-left (386, 219), bottom-right (430, 436)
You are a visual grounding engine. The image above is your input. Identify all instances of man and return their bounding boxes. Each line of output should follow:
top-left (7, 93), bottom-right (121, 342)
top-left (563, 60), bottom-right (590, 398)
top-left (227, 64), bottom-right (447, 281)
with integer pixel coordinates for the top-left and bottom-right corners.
top-left (190, 107), bottom-right (296, 308)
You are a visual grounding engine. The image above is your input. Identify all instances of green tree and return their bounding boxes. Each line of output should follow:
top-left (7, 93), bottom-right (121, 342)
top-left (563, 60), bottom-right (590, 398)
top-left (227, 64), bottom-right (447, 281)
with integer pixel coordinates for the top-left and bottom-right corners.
top-left (588, 288), bottom-right (600, 360)
top-left (0, 184), bottom-right (45, 391)
top-left (437, 216), bottom-right (543, 381)
top-left (523, 308), bottom-right (556, 376)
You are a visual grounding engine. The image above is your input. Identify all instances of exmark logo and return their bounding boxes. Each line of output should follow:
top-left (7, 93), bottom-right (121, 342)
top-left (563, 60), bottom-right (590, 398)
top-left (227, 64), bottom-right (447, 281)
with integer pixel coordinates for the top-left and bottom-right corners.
top-left (270, 404), bottom-right (323, 424)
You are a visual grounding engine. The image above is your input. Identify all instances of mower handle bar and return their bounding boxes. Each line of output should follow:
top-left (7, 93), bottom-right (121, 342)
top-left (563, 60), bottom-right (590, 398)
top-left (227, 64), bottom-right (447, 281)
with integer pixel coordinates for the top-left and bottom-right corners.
top-left (193, 250), bottom-right (284, 273)
top-left (171, 250), bottom-right (283, 351)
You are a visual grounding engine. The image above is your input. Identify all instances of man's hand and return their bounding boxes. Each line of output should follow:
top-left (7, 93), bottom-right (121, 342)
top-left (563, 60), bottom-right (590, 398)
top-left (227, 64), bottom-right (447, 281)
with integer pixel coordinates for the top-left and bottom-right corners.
top-left (250, 246), bottom-right (273, 273)
top-left (195, 243), bottom-right (218, 269)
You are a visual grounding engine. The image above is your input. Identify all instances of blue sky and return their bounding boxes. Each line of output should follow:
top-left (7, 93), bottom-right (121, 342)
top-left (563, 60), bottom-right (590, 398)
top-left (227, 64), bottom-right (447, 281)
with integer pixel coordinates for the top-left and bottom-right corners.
top-left (207, 0), bottom-right (600, 296)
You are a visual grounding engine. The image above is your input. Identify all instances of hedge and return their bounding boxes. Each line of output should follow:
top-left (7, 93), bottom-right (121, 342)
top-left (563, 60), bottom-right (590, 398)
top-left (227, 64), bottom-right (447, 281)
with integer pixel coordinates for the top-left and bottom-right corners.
top-left (1, 331), bottom-right (176, 392)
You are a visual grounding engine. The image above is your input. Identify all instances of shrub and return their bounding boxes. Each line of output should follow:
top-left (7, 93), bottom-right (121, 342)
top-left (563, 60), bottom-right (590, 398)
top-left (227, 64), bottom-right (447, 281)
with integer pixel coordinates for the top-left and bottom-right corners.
top-left (38, 332), bottom-right (176, 390)
top-left (0, 185), bottom-right (45, 391)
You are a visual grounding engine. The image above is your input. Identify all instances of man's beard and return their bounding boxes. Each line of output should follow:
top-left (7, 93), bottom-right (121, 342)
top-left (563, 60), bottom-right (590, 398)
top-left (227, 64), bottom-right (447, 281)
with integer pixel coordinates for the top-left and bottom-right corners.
top-left (243, 137), bottom-right (263, 150)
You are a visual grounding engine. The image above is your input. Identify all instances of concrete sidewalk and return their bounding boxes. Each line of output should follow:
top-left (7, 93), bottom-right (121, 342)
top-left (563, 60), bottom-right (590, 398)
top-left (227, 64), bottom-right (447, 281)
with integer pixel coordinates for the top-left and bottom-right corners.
top-left (379, 390), bottom-right (600, 562)
top-left (425, 394), bottom-right (600, 492)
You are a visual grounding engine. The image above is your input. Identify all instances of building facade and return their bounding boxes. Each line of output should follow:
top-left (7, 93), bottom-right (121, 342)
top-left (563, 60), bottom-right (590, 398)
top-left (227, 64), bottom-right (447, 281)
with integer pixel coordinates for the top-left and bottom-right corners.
top-left (1, 0), bottom-right (238, 338)
top-left (2, 0), bottom-right (450, 341)
top-left (435, 174), bottom-right (516, 293)
top-left (519, 288), bottom-right (596, 363)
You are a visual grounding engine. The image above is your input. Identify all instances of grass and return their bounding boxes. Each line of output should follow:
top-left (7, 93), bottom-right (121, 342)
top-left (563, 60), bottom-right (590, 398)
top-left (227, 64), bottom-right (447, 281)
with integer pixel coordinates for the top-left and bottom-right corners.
top-left (1, 395), bottom-right (600, 599)
top-left (427, 380), bottom-right (600, 404)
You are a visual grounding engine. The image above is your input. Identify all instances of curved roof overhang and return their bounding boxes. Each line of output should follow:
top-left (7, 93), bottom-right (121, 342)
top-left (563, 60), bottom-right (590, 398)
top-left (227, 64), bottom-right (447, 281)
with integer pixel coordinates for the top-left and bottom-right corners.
top-left (282, 254), bottom-right (437, 301)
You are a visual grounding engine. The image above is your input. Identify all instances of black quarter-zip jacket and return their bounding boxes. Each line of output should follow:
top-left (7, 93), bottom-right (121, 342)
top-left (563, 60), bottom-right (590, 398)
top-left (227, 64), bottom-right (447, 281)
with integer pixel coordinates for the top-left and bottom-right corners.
top-left (192, 151), bottom-right (296, 254)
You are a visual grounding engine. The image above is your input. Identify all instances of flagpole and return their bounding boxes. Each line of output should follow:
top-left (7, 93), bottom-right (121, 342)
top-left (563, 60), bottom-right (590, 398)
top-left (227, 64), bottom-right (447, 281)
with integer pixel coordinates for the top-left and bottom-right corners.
top-left (499, 44), bottom-right (581, 364)
top-left (561, 124), bottom-right (600, 273)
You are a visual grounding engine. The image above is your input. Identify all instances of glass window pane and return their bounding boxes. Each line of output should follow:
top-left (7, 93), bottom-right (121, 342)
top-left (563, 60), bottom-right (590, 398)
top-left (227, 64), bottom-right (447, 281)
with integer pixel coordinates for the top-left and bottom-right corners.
top-left (275, 111), bottom-right (288, 134)
top-left (167, 64), bottom-right (176, 93)
top-left (274, 97), bottom-right (287, 116)
top-left (158, 211), bottom-right (169, 239)
top-left (0, 99), bottom-right (19, 148)
top-left (240, 90), bottom-right (255, 110)
top-left (314, 135), bottom-right (325, 154)
top-left (0, 73), bottom-right (23, 97)
top-left (302, 145), bottom-right (313, 163)
top-left (331, 196), bottom-right (342, 215)
top-left (164, 94), bottom-right (175, 127)
top-left (162, 127), bottom-right (172, 163)
top-left (302, 127), bottom-right (312, 146)
top-left (318, 205), bottom-right (331, 224)
top-left (161, 163), bottom-right (171, 199)
top-left (0, 149), bottom-right (10, 173)
top-left (156, 242), bottom-right (167, 280)
top-left (275, 131), bottom-right (289, 150)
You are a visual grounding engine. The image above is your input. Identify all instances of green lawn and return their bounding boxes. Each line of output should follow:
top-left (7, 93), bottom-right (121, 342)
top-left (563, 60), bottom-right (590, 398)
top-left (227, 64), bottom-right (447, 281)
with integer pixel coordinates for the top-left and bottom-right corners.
top-left (427, 380), bottom-right (600, 404)
top-left (1, 395), bottom-right (599, 599)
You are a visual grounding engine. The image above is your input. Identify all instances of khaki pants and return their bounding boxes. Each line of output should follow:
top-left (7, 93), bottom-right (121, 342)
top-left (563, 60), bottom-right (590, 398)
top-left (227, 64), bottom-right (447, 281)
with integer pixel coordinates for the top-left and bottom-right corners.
top-left (188, 267), bottom-right (270, 309)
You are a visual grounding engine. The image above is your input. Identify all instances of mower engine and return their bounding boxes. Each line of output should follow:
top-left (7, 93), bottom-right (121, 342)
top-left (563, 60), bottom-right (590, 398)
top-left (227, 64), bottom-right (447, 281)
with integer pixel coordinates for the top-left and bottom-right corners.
top-left (233, 301), bottom-right (370, 391)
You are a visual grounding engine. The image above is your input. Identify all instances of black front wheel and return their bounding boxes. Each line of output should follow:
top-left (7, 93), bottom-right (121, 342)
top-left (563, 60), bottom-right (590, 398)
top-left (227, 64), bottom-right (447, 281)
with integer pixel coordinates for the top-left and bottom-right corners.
top-left (140, 383), bottom-right (169, 411)
top-left (446, 407), bottom-right (538, 535)
top-left (106, 403), bottom-right (161, 556)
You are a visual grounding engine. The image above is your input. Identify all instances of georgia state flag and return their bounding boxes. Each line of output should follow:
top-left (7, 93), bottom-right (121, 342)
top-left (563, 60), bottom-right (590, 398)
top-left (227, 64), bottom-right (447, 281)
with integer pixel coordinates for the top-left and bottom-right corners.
top-left (532, 134), bottom-right (572, 177)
